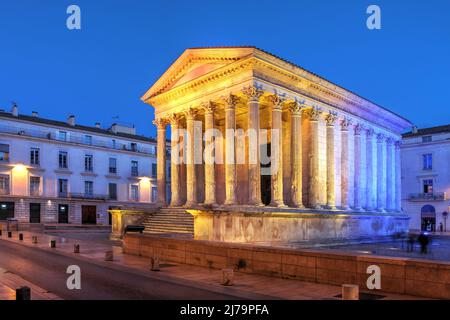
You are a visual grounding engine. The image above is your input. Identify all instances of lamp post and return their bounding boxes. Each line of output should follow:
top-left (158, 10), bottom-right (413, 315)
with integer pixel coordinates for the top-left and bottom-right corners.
top-left (443, 211), bottom-right (448, 232)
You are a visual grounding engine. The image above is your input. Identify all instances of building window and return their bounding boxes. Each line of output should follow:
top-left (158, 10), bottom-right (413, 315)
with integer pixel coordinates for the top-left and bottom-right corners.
top-left (0, 175), bottom-right (10, 195)
top-left (59, 151), bottom-right (68, 169)
top-left (84, 154), bottom-right (93, 172)
top-left (130, 143), bottom-right (137, 152)
top-left (58, 131), bottom-right (67, 141)
top-left (151, 187), bottom-right (157, 203)
top-left (422, 136), bottom-right (432, 143)
top-left (130, 185), bottom-right (139, 201)
top-left (58, 179), bottom-right (68, 197)
top-left (84, 181), bottom-right (94, 196)
top-left (131, 160), bottom-right (139, 177)
top-left (422, 153), bottom-right (432, 170)
top-left (149, 145), bottom-right (156, 155)
top-left (423, 179), bottom-right (433, 194)
top-left (151, 163), bottom-right (157, 178)
top-left (109, 158), bottom-right (117, 174)
top-left (108, 183), bottom-right (117, 200)
top-left (30, 176), bottom-right (40, 196)
top-left (84, 135), bottom-right (93, 145)
top-left (30, 147), bottom-right (40, 166)
top-left (0, 144), bottom-right (9, 162)
top-left (112, 139), bottom-right (117, 149)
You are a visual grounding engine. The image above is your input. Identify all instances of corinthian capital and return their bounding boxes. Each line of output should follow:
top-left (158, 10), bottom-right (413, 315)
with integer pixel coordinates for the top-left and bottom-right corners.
top-left (184, 107), bottom-right (198, 121)
top-left (168, 113), bottom-right (182, 126)
top-left (395, 140), bottom-right (402, 148)
top-left (376, 133), bottom-right (385, 143)
top-left (366, 128), bottom-right (375, 138)
top-left (354, 123), bottom-right (364, 136)
top-left (306, 107), bottom-right (322, 121)
top-left (386, 136), bottom-right (394, 145)
top-left (340, 117), bottom-right (352, 131)
top-left (266, 94), bottom-right (285, 111)
top-left (201, 101), bottom-right (218, 114)
top-left (242, 85), bottom-right (264, 102)
top-left (286, 100), bottom-right (304, 116)
top-left (221, 93), bottom-right (239, 110)
top-left (153, 117), bottom-right (168, 129)
top-left (325, 112), bottom-right (338, 126)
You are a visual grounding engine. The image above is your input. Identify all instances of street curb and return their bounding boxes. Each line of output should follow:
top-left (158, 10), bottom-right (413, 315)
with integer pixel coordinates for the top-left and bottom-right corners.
top-left (0, 237), bottom-right (280, 300)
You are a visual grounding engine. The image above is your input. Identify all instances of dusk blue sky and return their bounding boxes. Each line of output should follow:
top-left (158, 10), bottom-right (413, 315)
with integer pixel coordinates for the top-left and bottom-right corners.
top-left (1, 0), bottom-right (449, 138)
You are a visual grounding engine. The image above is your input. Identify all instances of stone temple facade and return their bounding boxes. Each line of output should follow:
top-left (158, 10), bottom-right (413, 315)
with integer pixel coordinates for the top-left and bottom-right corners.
top-left (141, 46), bottom-right (412, 243)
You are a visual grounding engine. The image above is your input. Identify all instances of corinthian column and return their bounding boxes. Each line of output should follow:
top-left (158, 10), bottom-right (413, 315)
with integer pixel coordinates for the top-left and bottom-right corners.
top-left (243, 85), bottom-right (264, 206)
top-left (365, 128), bottom-right (375, 211)
top-left (325, 112), bottom-right (338, 209)
top-left (267, 94), bottom-right (285, 207)
top-left (203, 101), bottom-right (217, 206)
top-left (353, 123), bottom-right (363, 211)
top-left (307, 107), bottom-right (322, 209)
top-left (395, 141), bottom-right (402, 212)
top-left (386, 137), bottom-right (394, 212)
top-left (184, 108), bottom-right (198, 206)
top-left (340, 117), bottom-right (352, 210)
top-left (376, 133), bottom-right (386, 212)
top-left (169, 113), bottom-right (182, 207)
top-left (287, 101), bottom-right (304, 208)
top-left (224, 94), bottom-right (238, 205)
top-left (153, 117), bottom-right (168, 206)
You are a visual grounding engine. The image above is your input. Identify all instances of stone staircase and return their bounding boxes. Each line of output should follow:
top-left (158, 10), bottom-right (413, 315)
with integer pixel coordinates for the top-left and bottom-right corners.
top-left (142, 207), bottom-right (194, 236)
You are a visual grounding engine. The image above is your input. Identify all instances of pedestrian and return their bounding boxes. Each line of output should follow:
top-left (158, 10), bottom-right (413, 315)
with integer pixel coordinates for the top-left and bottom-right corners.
top-left (439, 222), bottom-right (443, 232)
top-left (418, 233), bottom-right (429, 254)
top-left (407, 235), bottom-right (415, 252)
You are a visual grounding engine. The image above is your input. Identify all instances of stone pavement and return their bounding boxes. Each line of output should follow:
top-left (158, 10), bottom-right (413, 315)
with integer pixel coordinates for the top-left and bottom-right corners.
top-left (0, 231), bottom-right (425, 300)
top-left (0, 267), bottom-right (61, 300)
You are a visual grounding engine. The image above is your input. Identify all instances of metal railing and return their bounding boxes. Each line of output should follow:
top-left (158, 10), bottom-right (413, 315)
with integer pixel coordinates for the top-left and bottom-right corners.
top-left (0, 124), bottom-right (156, 155)
top-left (58, 192), bottom-right (110, 201)
top-left (408, 192), bottom-right (446, 201)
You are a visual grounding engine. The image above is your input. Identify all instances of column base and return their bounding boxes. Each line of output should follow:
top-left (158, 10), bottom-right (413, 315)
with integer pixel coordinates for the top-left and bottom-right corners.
top-left (184, 202), bottom-right (198, 208)
top-left (377, 208), bottom-right (386, 213)
top-left (340, 205), bottom-right (351, 211)
top-left (291, 203), bottom-right (305, 209)
top-left (202, 202), bottom-right (218, 208)
top-left (309, 204), bottom-right (322, 210)
top-left (324, 205), bottom-right (338, 210)
top-left (270, 202), bottom-right (287, 208)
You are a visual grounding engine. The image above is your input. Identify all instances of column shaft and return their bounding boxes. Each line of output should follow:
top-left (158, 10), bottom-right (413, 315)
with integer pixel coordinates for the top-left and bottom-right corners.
top-left (289, 103), bottom-right (304, 208)
top-left (203, 103), bottom-right (216, 205)
top-left (376, 134), bottom-right (385, 212)
top-left (224, 95), bottom-right (237, 205)
top-left (154, 118), bottom-right (167, 206)
top-left (308, 108), bottom-right (322, 209)
top-left (354, 125), bottom-right (363, 211)
top-left (185, 109), bottom-right (198, 206)
top-left (269, 96), bottom-right (284, 207)
top-left (365, 129), bottom-right (374, 211)
top-left (340, 118), bottom-right (351, 210)
top-left (169, 115), bottom-right (182, 206)
top-left (325, 113), bottom-right (337, 209)
top-left (386, 138), bottom-right (394, 211)
top-left (395, 141), bottom-right (402, 212)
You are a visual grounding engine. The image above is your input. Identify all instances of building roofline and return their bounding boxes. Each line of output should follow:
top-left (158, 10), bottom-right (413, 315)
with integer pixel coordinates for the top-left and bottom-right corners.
top-left (0, 111), bottom-right (156, 144)
top-left (402, 124), bottom-right (450, 138)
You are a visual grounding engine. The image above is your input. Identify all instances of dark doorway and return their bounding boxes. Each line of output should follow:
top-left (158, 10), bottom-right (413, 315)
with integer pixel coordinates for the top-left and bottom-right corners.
top-left (58, 204), bottom-right (69, 223)
top-left (0, 202), bottom-right (14, 220)
top-left (260, 143), bottom-right (271, 205)
top-left (82, 205), bottom-right (96, 224)
top-left (421, 205), bottom-right (436, 232)
top-left (29, 203), bottom-right (41, 223)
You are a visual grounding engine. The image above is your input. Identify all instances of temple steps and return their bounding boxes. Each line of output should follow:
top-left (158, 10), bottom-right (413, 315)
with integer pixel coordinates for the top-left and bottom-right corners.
top-left (142, 207), bottom-right (194, 235)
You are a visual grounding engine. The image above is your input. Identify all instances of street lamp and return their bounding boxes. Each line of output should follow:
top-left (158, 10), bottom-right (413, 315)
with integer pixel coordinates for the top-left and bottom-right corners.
top-left (443, 211), bottom-right (448, 232)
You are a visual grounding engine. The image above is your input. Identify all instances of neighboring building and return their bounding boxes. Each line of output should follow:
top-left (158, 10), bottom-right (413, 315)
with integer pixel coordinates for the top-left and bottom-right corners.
top-left (0, 105), bottom-right (169, 226)
top-left (402, 124), bottom-right (450, 232)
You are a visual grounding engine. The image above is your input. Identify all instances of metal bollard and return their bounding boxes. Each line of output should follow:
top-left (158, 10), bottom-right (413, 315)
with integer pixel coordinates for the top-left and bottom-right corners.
top-left (19, 233), bottom-right (24, 241)
top-left (16, 286), bottom-right (31, 300)
top-left (74, 244), bottom-right (80, 253)
top-left (221, 268), bottom-right (234, 286)
top-left (105, 250), bottom-right (114, 261)
top-left (150, 256), bottom-right (160, 271)
top-left (7, 231), bottom-right (12, 238)
top-left (50, 240), bottom-right (56, 248)
top-left (342, 284), bottom-right (359, 300)
top-left (31, 236), bottom-right (38, 244)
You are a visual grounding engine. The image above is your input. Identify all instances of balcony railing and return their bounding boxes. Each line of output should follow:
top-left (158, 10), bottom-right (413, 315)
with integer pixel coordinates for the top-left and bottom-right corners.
top-left (408, 192), bottom-right (446, 201)
top-left (58, 192), bottom-right (110, 200)
top-left (0, 124), bottom-right (156, 155)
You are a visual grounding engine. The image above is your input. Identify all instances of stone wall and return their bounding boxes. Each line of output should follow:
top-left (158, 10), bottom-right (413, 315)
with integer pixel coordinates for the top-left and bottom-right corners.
top-left (124, 233), bottom-right (450, 299)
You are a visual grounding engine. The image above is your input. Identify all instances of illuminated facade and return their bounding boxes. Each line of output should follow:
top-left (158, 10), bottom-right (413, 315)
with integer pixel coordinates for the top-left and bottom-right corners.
top-left (401, 125), bottom-right (450, 232)
top-left (0, 106), bottom-right (167, 226)
top-left (141, 47), bottom-right (412, 242)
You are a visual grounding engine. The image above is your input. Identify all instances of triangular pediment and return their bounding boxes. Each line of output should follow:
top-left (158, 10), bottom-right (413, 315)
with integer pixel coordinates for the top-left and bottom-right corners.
top-left (141, 47), bottom-right (256, 101)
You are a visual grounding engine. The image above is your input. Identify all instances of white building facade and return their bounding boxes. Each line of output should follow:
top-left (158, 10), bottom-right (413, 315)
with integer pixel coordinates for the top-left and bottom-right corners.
top-left (401, 125), bottom-right (450, 232)
top-left (0, 105), bottom-right (169, 226)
